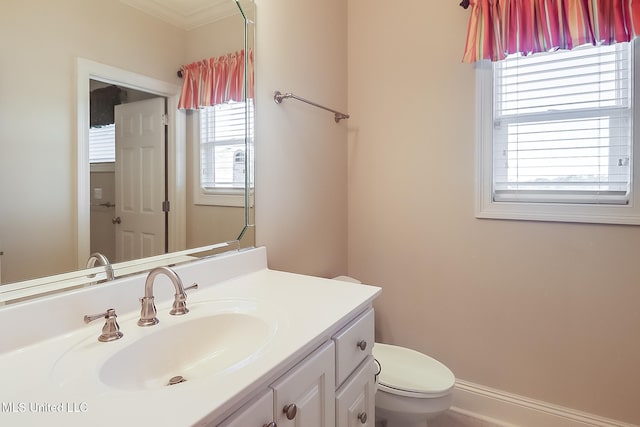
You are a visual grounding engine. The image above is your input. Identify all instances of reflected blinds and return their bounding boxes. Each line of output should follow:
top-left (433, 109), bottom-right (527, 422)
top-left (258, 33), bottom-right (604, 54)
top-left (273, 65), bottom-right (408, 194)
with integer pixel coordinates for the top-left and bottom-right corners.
top-left (199, 102), bottom-right (253, 190)
top-left (89, 124), bottom-right (116, 163)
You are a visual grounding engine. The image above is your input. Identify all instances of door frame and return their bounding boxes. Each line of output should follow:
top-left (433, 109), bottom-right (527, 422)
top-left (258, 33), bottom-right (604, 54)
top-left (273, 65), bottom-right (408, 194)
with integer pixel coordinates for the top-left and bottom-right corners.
top-left (76, 58), bottom-right (186, 269)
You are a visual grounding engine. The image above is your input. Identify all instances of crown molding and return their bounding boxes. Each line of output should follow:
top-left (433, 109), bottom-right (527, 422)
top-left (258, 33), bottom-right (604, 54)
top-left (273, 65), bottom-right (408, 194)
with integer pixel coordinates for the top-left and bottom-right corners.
top-left (120, 0), bottom-right (239, 31)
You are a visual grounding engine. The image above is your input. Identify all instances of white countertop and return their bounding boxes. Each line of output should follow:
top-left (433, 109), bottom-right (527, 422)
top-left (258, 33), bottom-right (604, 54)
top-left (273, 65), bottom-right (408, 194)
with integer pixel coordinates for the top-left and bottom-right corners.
top-left (0, 247), bottom-right (380, 426)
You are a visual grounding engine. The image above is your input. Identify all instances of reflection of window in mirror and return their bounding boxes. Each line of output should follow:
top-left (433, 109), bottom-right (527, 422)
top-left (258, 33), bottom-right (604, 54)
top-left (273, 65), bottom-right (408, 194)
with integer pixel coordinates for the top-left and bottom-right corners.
top-left (194, 100), bottom-right (254, 207)
top-left (233, 150), bottom-right (245, 183)
top-left (89, 124), bottom-right (116, 164)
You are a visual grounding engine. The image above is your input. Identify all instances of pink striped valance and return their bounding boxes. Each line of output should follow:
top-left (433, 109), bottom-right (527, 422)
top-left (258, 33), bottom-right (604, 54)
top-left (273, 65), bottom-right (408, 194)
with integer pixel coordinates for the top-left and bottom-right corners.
top-left (178, 49), bottom-right (254, 110)
top-left (462, 0), bottom-right (640, 63)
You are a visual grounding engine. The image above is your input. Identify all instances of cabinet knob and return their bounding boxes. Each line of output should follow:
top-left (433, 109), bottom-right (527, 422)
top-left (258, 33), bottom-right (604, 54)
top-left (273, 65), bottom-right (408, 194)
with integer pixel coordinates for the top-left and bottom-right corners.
top-left (358, 411), bottom-right (368, 423)
top-left (357, 340), bottom-right (367, 351)
top-left (262, 423), bottom-right (277, 427)
top-left (283, 403), bottom-right (297, 420)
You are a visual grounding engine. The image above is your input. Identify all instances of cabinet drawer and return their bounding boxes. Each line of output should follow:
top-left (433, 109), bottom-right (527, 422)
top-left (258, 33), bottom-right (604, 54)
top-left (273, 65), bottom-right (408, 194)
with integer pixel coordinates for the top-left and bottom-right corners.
top-left (333, 308), bottom-right (374, 387)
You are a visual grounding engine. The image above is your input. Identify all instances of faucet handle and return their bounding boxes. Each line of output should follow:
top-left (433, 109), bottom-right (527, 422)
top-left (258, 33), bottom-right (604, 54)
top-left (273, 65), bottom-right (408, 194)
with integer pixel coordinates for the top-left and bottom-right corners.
top-left (170, 283), bottom-right (199, 316)
top-left (84, 308), bottom-right (124, 342)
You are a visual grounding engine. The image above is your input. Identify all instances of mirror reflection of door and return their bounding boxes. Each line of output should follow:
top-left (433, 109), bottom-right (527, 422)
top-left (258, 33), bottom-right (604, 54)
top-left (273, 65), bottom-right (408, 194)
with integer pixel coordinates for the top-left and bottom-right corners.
top-left (114, 98), bottom-right (166, 262)
top-left (89, 81), bottom-right (167, 263)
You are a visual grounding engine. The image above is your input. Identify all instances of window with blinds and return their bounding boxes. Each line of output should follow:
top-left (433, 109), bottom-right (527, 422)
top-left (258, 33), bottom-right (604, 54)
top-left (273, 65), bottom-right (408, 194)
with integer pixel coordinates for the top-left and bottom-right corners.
top-left (492, 43), bottom-right (633, 204)
top-left (89, 124), bottom-right (116, 163)
top-left (199, 101), bottom-right (253, 191)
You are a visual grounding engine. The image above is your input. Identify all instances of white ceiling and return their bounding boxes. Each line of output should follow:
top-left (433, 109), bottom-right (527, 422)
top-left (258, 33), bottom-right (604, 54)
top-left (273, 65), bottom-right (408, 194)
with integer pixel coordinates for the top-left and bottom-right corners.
top-left (120, 0), bottom-right (241, 31)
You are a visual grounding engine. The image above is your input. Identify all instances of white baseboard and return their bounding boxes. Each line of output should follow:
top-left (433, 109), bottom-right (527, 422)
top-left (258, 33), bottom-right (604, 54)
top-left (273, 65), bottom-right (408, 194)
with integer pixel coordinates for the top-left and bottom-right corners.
top-left (451, 379), bottom-right (638, 427)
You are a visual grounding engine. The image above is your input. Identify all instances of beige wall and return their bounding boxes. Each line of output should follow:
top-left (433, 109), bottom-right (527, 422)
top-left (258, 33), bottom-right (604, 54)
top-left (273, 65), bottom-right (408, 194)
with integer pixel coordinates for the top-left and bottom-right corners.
top-left (347, 1), bottom-right (640, 424)
top-left (185, 13), bottom-right (246, 62)
top-left (254, 0), bottom-right (348, 277)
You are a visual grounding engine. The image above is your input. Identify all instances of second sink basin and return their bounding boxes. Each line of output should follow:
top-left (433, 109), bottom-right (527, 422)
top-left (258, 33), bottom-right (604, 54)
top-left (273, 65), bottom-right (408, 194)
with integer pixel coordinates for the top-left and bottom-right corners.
top-left (100, 311), bottom-right (275, 390)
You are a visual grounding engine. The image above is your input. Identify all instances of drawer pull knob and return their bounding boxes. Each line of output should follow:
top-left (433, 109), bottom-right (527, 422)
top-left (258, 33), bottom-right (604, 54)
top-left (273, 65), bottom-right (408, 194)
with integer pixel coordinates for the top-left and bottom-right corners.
top-left (358, 412), bottom-right (368, 423)
top-left (357, 340), bottom-right (367, 351)
top-left (283, 403), bottom-right (297, 420)
top-left (263, 423), bottom-right (277, 427)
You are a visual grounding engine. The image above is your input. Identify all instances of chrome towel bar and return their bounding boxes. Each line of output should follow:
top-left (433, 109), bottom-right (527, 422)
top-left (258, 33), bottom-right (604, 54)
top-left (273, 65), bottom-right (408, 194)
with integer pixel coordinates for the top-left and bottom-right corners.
top-left (273, 91), bottom-right (349, 123)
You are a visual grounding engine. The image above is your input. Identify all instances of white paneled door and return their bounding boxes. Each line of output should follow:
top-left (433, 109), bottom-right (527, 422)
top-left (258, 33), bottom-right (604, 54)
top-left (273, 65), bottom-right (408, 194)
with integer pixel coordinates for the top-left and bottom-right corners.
top-left (114, 97), bottom-right (166, 262)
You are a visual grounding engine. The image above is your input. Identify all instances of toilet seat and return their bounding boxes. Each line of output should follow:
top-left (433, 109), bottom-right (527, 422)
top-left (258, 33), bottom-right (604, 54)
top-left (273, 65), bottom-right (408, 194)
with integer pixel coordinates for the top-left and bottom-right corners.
top-left (373, 343), bottom-right (455, 399)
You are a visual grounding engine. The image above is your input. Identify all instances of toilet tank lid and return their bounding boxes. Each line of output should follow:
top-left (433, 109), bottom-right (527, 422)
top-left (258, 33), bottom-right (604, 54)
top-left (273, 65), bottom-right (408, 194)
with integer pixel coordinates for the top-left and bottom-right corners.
top-left (332, 275), bottom-right (362, 284)
top-left (373, 343), bottom-right (455, 397)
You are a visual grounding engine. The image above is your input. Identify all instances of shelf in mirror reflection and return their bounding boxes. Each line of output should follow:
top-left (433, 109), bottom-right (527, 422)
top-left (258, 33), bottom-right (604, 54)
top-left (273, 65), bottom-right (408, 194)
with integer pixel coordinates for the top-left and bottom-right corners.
top-left (0, 241), bottom-right (242, 306)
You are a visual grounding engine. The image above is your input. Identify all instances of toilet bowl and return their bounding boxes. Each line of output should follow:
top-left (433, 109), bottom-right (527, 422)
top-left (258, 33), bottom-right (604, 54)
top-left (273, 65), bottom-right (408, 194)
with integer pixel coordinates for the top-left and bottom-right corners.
top-left (332, 276), bottom-right (456, 427)
top-left (373, 343), bottom-right (455, 427)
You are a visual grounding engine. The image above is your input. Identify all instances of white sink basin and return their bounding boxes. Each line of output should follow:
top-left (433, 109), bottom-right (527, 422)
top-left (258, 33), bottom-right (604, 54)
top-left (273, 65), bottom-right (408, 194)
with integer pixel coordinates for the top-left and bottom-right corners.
top-left (51, 299), bottom-right (280, 391)
top-left (101, 312), bottom-right (273, 390)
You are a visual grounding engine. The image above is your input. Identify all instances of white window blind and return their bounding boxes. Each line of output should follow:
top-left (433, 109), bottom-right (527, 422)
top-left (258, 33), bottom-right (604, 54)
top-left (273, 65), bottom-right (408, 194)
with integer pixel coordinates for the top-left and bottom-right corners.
top-left (199, 101), bottom-right (253, 191)
top-left (492, 43), bottom-right (633, 205)
top-left (89, 124), bottom-right (116, 163)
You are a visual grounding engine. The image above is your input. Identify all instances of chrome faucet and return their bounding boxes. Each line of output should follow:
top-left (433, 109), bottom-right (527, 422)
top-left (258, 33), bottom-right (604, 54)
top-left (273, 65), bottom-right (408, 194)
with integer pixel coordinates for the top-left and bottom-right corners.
top-left (86, 252), bottom-right (114, 285)
top-left (138, 266), bottom-right (197, 326)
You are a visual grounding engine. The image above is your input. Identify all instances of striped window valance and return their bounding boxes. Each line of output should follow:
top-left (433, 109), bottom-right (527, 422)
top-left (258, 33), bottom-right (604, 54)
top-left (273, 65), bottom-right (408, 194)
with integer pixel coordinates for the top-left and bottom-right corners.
top-left (462, 0), bottom-right (640, 63)
top-left (178, 49), bottom-right (254, 109)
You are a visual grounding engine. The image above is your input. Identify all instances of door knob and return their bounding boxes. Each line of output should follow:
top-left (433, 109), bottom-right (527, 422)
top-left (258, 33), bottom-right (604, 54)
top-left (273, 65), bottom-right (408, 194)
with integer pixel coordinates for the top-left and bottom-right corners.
top-left (112, 216), bottom-right (121, 224)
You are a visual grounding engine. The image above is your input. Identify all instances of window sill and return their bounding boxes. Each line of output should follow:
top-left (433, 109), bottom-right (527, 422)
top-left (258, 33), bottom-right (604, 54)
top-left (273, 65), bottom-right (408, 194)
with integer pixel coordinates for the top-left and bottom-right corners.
top-left (475, 198), bottom-right (640, 225)
top-left (90, 162), bottom-right (115, 173)
top-left (194, 189), bottom-right (253, 208)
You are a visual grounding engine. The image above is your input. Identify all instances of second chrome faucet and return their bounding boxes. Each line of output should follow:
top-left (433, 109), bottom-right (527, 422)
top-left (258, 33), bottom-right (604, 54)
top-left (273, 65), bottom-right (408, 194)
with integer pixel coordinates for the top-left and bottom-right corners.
top-left (138, 266), bottom-right (198, 326)
top-left (86, 252), bottom-right (114, 286)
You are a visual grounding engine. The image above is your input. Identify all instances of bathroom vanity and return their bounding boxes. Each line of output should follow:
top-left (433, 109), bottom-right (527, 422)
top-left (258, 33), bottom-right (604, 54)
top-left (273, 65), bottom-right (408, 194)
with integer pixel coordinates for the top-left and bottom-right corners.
top-left (217, 306), bottom-right (377, 427)
top-left (0, 247), bottom-right (380, 426)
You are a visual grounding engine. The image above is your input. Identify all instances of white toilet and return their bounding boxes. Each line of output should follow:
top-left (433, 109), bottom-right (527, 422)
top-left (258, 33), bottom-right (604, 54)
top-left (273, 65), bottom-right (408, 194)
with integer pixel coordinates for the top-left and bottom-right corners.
top-left (332, 276), bottom-right (456, 427)
top-left (373, 343), bottom-right (455, 427)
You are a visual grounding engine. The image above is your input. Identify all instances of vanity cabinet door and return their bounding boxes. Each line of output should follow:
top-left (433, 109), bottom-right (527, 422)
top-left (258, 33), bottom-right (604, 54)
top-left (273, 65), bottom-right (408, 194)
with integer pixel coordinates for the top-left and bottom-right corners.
top-left (272, 341), bottom-right (336, 427)
top-left (217, 389), bottom-right (274, 427)
top-left (335, 357), bottom-right (376, 427)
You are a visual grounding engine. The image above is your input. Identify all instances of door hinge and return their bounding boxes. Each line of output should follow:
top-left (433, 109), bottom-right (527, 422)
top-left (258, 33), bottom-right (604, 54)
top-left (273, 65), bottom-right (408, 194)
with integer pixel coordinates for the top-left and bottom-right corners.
top-left (162, 200), bottom-right (170, 212)
top-left (161, 114), bottom-right (169, 126)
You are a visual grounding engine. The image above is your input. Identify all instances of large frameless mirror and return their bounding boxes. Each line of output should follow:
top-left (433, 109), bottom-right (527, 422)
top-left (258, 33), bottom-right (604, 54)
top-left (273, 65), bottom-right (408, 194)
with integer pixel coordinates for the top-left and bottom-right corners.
top-left (0, 0), bottom-right (255, 305)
